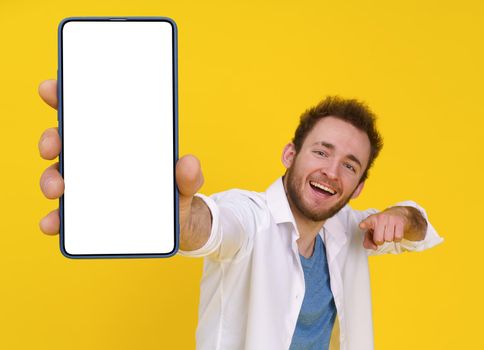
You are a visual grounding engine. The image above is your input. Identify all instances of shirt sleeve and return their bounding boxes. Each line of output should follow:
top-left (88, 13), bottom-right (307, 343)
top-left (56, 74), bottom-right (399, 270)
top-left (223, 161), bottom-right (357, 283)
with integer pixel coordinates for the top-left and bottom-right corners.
top-left (351, 200), bottom-right (444, 256)
top-left (177, 191), bottom-right (267, 261)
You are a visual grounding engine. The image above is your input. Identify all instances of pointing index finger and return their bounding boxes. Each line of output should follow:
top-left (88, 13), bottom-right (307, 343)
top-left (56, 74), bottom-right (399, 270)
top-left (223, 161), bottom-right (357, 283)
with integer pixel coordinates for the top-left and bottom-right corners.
top-left (359, 215), bottom-right (375, 230)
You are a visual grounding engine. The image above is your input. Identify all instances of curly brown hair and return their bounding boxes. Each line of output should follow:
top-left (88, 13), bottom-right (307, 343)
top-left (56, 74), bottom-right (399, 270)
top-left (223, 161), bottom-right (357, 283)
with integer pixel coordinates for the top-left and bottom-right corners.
top-left (292, 96), bottom-right (384, 183)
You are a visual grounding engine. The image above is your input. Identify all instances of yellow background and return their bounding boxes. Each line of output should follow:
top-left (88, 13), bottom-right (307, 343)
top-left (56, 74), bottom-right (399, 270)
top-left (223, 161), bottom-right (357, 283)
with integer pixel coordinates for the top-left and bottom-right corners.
top-left (1, 0), bottom-right (482, 348)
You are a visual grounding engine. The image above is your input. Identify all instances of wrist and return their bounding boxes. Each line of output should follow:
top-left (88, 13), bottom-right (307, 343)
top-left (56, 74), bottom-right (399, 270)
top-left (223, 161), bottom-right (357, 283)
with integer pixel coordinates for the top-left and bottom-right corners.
top-left (402, 206), bottom-right (427, 241)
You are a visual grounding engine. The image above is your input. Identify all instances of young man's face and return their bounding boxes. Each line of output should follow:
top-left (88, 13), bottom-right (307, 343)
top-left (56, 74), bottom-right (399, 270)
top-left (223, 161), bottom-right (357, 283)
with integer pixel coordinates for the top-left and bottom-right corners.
top-left (282, 116), bottom-right (372, 222)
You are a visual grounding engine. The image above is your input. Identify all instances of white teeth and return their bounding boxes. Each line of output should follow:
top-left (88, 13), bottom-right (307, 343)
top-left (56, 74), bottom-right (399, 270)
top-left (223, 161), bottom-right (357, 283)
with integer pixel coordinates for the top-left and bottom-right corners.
top-left (310, 181), bottom-right (336, 195)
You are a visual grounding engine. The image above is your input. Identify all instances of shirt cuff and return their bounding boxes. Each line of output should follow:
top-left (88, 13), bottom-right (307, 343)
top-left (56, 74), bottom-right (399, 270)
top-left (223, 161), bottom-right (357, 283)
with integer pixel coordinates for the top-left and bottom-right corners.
top-left (396, 200), bottom-right (443, 249)
top-left (177, 193), bottom-right (222, 258)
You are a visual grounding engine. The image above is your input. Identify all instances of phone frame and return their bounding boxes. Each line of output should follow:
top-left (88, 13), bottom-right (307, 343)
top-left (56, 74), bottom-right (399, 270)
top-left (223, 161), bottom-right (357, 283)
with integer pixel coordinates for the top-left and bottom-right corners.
top-left (57, 17), bottom-right (179, 259)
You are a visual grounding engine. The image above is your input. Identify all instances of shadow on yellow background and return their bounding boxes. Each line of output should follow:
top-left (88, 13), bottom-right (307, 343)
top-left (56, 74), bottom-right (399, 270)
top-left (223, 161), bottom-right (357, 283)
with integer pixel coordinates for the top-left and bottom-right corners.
top-left (1, 0), bottom-right (482, 348)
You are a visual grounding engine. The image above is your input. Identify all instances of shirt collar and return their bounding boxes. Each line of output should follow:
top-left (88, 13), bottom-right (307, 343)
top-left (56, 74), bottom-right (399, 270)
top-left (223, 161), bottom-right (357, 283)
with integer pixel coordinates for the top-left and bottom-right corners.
top-left (265, 177), bottom-right (348, 253)
top-left (265, 177), bottom-right (295, 226)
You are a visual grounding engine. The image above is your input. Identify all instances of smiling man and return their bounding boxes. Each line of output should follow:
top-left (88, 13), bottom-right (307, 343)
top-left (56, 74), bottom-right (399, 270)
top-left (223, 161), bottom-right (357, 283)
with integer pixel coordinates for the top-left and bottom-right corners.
top-left (38, 82), bottom-right (442, 350)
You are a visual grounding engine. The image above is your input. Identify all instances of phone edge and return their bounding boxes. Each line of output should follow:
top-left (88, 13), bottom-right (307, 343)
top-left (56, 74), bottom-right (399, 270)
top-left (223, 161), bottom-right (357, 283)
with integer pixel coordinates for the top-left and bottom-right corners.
top-left (57, 16), bottom-right (180, 259)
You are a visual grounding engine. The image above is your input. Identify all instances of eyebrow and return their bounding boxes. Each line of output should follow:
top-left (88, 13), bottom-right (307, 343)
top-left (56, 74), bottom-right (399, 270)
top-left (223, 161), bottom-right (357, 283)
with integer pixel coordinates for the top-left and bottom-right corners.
top-left (312, 141), bottom-right (363, 169)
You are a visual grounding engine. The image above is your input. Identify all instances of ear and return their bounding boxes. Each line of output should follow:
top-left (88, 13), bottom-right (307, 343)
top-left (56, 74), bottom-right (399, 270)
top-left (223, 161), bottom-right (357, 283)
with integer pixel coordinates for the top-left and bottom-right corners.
top-left (350, 181), bottom-right (365, 199)
top-left (281, 143), bottom-right (297, 169)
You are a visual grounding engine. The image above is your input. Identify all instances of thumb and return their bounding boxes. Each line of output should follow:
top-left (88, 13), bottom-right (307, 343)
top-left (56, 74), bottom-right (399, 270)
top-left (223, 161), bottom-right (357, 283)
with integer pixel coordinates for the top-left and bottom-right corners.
top-left (363, 229), bottom-right (378, 250)
top-left (176, 155), bottom-right (204, 229)
top-left (176, 154), bottom-right (204, 198)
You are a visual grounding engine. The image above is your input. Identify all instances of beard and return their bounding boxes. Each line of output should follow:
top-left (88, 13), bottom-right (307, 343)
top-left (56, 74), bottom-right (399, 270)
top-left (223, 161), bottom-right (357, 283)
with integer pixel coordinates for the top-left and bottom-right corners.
top-left (284, 165), bottom-right (357, 222)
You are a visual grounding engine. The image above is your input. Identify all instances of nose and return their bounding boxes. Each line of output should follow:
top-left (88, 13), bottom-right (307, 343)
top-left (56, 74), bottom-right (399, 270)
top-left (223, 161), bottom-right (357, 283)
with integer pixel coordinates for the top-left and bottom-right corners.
top-left (321, 158), bottom-right (339, 180)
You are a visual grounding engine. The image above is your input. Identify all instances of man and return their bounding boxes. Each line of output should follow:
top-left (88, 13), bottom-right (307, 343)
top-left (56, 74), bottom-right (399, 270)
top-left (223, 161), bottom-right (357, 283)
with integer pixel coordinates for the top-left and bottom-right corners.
top-left (38, 79), bottom-right (443, 350)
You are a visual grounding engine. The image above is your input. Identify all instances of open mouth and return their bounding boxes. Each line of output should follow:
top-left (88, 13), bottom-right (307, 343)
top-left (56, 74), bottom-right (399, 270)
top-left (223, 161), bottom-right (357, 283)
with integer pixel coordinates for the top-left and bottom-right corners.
top-left (309, 181), bottom-right (337, 196)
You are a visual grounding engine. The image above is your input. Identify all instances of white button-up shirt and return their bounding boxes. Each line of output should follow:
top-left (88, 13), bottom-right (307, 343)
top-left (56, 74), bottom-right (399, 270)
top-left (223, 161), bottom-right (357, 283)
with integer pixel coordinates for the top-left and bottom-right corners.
top-left (179, 178), bottom-right (443, 350)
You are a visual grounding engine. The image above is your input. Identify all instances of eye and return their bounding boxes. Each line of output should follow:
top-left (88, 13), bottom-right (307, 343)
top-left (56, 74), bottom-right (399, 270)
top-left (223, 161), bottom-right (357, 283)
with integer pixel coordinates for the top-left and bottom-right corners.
top-left (313, 150), bottom-right (328, 157)
top-left (343, 162), bottom-right (356, 173)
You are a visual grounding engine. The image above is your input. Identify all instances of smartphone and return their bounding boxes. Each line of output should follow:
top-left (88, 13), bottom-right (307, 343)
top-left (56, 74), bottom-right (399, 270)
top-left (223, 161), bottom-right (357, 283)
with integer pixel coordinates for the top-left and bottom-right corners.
top-left (58, 17), bottom-right (178, 258)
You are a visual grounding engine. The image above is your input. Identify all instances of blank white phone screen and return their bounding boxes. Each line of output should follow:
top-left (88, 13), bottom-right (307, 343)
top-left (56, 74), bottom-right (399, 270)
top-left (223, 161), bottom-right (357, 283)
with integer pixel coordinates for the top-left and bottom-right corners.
top-left (61, 20), bottom-right (176, 256)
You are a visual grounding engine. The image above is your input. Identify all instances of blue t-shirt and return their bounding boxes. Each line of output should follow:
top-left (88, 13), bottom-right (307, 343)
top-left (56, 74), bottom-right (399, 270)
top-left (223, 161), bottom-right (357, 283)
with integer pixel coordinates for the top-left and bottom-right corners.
top-left (289, 234), bottom-right (337, 350)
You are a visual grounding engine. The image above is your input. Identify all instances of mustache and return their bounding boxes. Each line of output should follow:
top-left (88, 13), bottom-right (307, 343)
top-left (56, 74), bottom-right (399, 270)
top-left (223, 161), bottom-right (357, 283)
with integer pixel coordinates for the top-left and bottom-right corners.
top-left (308, 176), bottom-right (340, 193)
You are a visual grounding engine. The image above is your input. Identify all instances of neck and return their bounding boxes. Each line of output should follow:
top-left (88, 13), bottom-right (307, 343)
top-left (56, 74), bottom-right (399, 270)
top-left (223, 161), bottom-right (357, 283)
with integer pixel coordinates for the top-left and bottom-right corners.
top-left (283, 176), bottom-right (325, 258)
